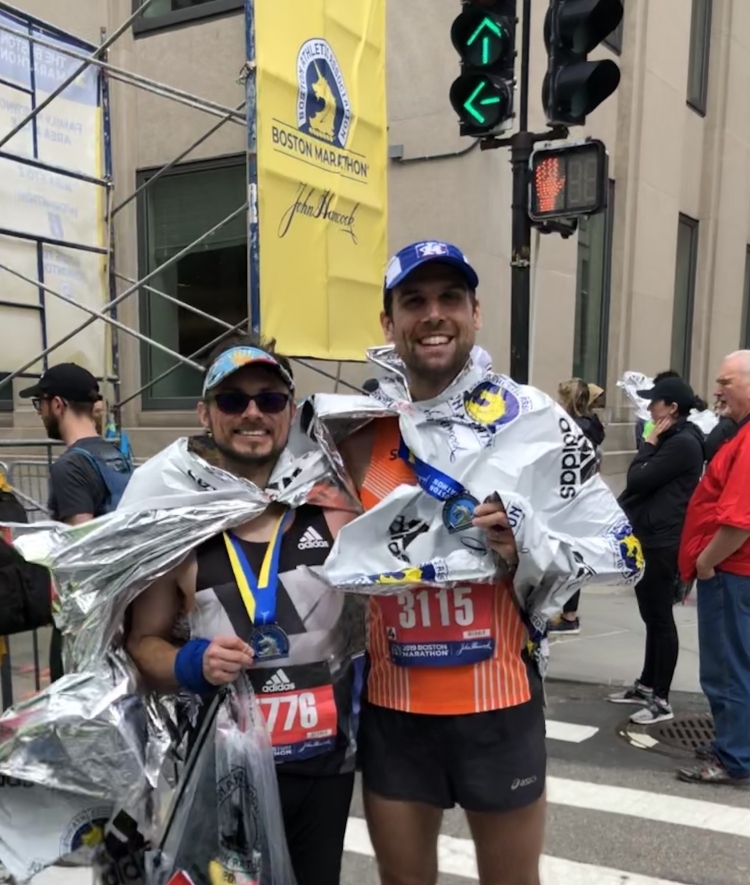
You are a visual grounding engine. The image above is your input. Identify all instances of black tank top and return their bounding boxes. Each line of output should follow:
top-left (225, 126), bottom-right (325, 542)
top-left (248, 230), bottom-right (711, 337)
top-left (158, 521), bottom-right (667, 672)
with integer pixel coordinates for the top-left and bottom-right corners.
top-left (194, 504), bottom-right (365, 776)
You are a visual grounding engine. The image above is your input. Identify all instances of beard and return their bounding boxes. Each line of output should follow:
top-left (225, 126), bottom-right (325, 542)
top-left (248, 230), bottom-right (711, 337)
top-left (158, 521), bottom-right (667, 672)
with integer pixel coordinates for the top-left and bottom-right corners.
top-left (43, 415), bottom-right (62, 441)
top-left (401, 339), bottom-right (473, 391)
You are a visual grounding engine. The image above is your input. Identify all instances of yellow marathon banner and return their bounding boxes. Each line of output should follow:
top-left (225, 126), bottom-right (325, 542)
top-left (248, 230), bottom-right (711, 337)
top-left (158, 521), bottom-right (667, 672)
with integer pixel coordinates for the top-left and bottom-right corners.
top-left (254, 0), bottom-right (387, 361)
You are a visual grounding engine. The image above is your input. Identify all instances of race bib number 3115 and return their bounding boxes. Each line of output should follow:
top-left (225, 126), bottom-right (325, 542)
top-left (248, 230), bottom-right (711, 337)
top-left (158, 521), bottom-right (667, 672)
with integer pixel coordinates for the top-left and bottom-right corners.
top-left (379, 585), bottom-right (496, 667)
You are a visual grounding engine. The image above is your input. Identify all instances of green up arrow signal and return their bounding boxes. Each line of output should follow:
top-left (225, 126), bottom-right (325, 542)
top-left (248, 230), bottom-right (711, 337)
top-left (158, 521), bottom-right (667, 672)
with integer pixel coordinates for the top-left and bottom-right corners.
top-left (466, 16), bottom-right (504, 66)
top-left (463, 78), bottom-right (502, 124)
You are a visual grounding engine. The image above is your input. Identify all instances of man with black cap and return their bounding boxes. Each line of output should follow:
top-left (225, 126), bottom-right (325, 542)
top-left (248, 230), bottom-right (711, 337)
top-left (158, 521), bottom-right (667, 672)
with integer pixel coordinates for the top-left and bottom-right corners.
top-left (611, 376), bottom-right (705, 723)
top-left (20, 363), bottom-right (133, 680)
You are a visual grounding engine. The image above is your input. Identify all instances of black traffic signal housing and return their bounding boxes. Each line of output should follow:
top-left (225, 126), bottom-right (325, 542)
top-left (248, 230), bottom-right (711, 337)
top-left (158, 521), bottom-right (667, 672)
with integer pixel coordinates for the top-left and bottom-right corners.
top-left (543, 0), bottom-right (623, 127)
top-left (449, 1), bottom-right (517, 137)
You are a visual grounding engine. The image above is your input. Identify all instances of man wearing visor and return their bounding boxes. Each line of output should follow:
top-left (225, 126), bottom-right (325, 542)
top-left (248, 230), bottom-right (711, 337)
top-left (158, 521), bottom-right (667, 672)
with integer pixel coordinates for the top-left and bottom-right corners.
top-left (127, 335), bottom-right (364, 885)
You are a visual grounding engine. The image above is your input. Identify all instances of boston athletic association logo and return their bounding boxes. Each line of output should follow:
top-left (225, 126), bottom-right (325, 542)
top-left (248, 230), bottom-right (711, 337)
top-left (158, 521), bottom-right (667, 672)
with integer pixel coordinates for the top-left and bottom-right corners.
top-left (297, 39), bottom-right (352, 149)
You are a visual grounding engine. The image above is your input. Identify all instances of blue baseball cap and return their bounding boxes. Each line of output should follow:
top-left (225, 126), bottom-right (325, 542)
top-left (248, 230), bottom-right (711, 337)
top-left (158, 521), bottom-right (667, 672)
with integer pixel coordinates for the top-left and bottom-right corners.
top-left (384, 241), bottom-right (480, 299)
top-left (203, 346), bottom-right (295, 397)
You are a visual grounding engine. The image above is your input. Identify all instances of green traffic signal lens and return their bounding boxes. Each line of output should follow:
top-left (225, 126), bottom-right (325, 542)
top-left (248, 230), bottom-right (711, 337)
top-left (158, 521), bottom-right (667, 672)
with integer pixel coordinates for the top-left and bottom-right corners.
top-left (449, 74), bottom-right (510, 130)
top-left (451, 9), bottom-right (510, 68)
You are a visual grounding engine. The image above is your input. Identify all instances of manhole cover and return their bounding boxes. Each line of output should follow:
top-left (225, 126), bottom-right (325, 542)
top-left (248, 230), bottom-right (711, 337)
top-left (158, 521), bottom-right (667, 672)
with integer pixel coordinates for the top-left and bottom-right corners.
top-left (653, 712), bottom-right (715, 751)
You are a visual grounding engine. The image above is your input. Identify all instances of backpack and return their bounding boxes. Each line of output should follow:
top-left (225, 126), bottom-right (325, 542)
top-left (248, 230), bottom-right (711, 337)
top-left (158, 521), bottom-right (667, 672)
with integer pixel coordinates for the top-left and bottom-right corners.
top-left (68, 447), bottom-right (134, 515)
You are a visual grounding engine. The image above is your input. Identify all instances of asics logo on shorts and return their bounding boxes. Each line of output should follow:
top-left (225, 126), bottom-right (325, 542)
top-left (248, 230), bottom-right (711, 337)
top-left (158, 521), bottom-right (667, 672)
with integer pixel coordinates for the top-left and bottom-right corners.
top-left (298, 527), bottom-right (330, 550)
top-left (511, 775), bottom-right (537, 791)
top-left (262, 669), bottom-right (296, 692)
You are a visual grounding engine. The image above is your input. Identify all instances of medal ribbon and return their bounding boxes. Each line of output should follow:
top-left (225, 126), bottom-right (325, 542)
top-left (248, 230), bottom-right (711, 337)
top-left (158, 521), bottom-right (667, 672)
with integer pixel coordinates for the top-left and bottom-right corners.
top-left (222, 510), bottom-right (292, 625)
top-left (397, 436), bottom-right (467, 502)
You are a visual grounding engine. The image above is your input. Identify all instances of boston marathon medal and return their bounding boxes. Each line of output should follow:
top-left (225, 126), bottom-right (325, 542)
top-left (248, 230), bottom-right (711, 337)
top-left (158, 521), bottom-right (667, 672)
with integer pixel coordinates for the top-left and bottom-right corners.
top-left (442, 492), bottom-right (480, 534)
top-left (249, 624), bottom-right (290, 663)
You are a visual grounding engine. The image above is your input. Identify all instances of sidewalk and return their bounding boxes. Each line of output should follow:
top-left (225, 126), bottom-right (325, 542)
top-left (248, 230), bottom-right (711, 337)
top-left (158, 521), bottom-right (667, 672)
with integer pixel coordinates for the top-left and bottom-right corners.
top-left (547, 584), bottom-right (700, 694)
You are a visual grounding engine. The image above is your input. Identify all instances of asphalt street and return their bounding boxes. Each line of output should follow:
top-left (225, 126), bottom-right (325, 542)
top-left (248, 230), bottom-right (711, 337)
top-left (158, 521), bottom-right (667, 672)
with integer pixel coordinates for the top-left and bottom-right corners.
top-left (341, 681), bottom-right (750, 885)
top-left (8, 618), bottom-right (750, 885)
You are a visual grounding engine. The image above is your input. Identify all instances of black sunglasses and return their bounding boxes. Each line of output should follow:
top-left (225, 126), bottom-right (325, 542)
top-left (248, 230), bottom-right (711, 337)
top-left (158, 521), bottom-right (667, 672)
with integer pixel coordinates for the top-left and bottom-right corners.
top-left (211, 390), bottom-right (291, 415)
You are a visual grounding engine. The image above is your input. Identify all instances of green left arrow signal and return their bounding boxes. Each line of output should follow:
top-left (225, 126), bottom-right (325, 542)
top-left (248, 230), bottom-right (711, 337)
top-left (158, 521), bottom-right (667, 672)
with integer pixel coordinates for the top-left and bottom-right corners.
top-left (466, 16), bottom-right (504, 66)
top-left (463, 79), bottom-right (502, 124)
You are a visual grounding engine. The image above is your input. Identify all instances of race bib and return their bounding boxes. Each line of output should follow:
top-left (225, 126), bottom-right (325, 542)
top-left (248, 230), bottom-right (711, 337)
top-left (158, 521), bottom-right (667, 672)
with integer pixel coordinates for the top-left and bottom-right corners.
top-left (252, 665), bottom-right (338, 761)
top-left (378, 585), bottom-right (496, 667)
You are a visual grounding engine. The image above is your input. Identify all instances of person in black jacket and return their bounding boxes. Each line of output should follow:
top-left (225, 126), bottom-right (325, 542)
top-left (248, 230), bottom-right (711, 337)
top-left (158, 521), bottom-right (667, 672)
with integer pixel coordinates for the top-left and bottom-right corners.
top-left (705, 413), bottom-right (737, 462)
top-left (609, 377), bottom-right (705, 724)
top-left (550, 379), bottom-right (606, 634)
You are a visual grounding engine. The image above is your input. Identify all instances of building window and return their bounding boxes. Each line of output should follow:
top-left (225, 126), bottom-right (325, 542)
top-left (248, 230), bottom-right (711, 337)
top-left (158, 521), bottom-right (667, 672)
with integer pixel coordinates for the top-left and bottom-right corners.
top-left (137, 156), bottom-right (247, 409)
top-left (671, 215), bottom-right (699, 378)
top-left (741, 246), bottom-right (750, 349)
top-left (604, 8), bottom-right (623, 54)
top-left (573, 181), bottom-right (615, 391)
top-left (687, 0), bottom-right (712, 113)
top-left (133, 0), bottom-right (244, 34)
top-left (0, 374), bottom-right (12, 413)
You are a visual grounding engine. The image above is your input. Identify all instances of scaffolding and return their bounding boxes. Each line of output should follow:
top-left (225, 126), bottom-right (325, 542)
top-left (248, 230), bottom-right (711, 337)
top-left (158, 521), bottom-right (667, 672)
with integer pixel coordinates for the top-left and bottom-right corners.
top-left (0, 0), bottom-right (365, 707)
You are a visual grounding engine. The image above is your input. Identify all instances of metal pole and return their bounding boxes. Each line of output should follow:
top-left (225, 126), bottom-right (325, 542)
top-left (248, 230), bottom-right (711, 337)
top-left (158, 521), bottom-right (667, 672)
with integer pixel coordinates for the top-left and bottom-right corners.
top-left (0, 23), bottom-right (247, 125)
top-left (0, 261), bottom-right (205, 370)
top-left (103, 70), bottom-right (246, 124)
top-left (0, 0), bottom-right (158, 152)
top-left (115, 272), bottom-right (236, 331)
top-left (0, 204), bottom-right (248, 393)
top-left (115, 318), bottom-right (251, 409)
top-left (245, 0), bottom-right (261, 333)
top-left (509, 0), bottom-right (533, 384)
top-left (111, 101), bottom-right (247, 218)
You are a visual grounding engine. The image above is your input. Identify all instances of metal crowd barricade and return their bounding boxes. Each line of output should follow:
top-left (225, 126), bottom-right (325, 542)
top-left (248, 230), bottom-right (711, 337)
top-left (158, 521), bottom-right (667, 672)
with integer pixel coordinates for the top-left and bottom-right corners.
top-left (0, 460), bottom-right (51, 709)
top-left (5, 461), bottom-right (52, 523)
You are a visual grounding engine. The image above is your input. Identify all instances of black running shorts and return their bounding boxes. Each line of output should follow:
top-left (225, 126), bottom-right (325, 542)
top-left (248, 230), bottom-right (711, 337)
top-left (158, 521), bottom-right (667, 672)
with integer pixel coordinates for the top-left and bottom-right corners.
top-left (358, 672), bottom-right (546, 813)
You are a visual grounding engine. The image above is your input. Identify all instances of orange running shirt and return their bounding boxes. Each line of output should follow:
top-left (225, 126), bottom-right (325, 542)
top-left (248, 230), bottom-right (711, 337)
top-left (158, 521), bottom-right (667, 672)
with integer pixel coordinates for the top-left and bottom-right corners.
top-left (360, 417), bottom-right (531, 715)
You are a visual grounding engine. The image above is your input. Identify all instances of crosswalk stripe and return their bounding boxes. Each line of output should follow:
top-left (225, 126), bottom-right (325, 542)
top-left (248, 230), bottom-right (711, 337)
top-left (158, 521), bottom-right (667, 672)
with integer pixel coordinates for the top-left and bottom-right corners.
top-left (344, 817), bottom-right (691, 884)
top-left (548, 776), bottom-right (750, 838)
top-left (545, 719), bottom-right (598, 742)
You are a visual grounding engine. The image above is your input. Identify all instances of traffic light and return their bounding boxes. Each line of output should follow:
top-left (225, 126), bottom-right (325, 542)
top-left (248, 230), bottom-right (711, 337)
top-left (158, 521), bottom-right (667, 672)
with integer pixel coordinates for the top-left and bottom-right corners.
top-left (542, 0), bottom-right (623, 127)
top-left (529, 139), bottom-right (608, 221)
top-left (449, 1), bottom-right (517, 137)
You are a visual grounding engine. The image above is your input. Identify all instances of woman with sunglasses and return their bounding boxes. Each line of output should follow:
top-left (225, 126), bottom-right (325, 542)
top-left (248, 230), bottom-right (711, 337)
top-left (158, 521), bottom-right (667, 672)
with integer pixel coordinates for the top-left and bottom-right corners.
top-left (126, 335), bottom-right (364, 885)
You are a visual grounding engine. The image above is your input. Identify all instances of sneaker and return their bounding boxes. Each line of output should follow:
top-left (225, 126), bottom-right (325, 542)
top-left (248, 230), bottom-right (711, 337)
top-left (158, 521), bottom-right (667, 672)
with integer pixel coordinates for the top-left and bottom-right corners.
top-left (607, 681), bottom-right (654, 705)
top-left (549, 617), bottom-right (580, 635)
top-left (629, 698), bottom-right (674, 725)
top-left (678, 759), bottom-right (750, 788)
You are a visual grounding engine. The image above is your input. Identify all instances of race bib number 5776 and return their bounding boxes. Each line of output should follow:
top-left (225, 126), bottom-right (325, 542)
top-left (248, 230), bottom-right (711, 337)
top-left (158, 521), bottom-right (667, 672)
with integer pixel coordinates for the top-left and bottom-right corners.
top-left (378, 585), bottom-right (496, 668)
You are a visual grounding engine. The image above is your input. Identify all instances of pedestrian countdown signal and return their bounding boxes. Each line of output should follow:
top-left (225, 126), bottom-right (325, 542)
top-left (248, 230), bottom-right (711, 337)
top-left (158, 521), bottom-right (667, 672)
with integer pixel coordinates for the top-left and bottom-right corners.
top-left (529, 140), bottom-right (608, 221)
top-left (450, 1), bottom-right (517, 137)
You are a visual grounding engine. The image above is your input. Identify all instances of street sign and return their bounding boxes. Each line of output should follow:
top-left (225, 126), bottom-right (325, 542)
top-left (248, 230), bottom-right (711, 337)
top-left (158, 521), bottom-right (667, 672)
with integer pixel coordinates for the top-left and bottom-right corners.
top-left (529, 139), bottom-right (608, 221)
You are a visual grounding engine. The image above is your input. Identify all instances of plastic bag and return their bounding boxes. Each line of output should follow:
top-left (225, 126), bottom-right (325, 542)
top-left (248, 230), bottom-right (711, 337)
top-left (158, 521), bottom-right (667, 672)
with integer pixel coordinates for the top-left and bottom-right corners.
top-left (145, 679), bottom-right (295, 885)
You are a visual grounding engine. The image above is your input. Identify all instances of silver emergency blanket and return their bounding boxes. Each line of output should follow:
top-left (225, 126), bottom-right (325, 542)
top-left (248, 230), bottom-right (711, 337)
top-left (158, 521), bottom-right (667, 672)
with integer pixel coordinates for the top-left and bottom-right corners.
top-left (617, 370), bottom-right (718, 434)
top-left (0, 427), bottom-right (354, 881)
top-left (0, 352), bottom-right (641, 879)
top-left (315, 349), bottom-right (645, 641)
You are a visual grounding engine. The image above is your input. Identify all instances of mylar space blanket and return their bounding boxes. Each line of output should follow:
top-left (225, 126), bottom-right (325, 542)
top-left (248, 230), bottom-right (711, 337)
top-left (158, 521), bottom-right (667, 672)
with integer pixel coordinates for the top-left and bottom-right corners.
top-left (314, 348), bottom-right (644, 640)
top-left (617, 371), bottom-right (718, 434)
top-left (0, 427), bottom-right (354, 881)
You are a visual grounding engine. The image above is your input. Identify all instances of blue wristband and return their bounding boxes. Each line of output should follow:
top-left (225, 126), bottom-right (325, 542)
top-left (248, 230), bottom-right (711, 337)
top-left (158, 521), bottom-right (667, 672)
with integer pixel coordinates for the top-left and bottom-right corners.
top-left (174, 638), bottom-right (214, 695)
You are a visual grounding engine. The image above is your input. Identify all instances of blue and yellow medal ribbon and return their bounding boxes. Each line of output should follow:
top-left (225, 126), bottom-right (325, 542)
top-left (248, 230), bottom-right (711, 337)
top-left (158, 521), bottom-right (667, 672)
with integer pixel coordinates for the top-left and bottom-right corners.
top-left (222, 510), bottom-right (292, 624)
top-left (397, 436), bottom-right (466, 502)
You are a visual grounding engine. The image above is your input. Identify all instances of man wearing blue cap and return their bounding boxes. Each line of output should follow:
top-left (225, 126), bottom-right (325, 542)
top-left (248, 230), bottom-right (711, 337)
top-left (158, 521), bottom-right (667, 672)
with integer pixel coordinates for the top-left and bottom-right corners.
top-left (340, 242), bottom-right (546, 885)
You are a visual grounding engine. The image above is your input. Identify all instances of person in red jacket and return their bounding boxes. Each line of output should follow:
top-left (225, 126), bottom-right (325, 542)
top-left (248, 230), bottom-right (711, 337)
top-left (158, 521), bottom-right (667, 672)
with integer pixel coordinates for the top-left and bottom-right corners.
top-left (678, 350), bottom-right (750, 788)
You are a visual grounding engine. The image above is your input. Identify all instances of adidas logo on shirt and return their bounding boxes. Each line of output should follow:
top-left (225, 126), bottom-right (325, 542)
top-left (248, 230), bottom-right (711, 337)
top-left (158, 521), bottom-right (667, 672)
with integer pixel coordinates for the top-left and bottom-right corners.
top-left (298, 527), bottom-right (330, 550)
top-left (262, 669), bottom-right (296, 693)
